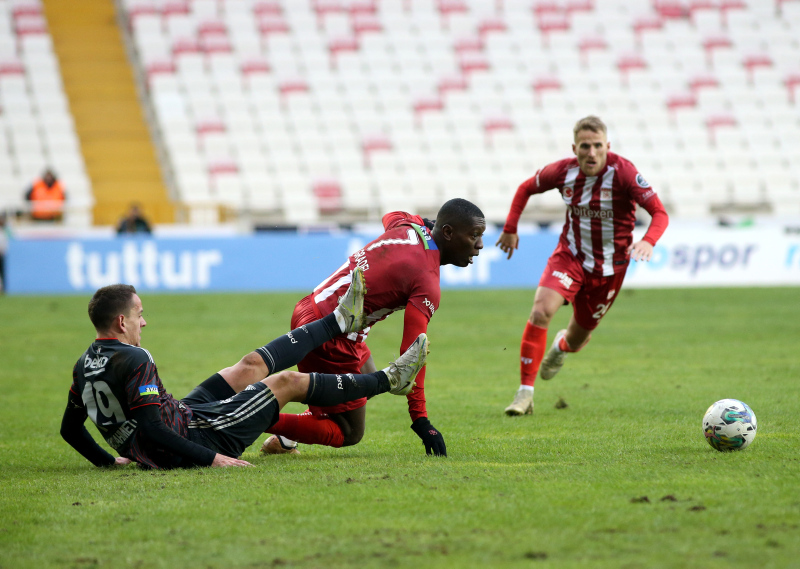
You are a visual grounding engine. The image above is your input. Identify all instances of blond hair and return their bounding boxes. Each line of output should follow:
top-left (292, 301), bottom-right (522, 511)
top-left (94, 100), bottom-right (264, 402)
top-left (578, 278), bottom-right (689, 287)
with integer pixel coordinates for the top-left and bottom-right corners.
top-left (573, 116), bottom-right (607, 140)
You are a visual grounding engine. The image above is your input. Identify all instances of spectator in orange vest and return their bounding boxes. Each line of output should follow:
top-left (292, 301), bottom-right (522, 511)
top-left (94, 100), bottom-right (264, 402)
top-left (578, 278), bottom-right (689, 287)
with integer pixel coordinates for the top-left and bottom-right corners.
top-left (25, 169), bottom-right (66, 221)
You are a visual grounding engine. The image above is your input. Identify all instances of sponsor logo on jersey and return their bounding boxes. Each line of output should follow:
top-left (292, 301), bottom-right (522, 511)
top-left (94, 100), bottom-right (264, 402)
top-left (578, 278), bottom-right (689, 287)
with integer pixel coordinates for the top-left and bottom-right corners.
top-left (84, 354), bottom-right (108, 370)
top-left (607, 289), bottom-right (616, 299)
top-left (552, 270), bottom-right (574, 290)
top-left (563, 187), bottom-right (573, 199)
top-left (635, 173), bottom-right (650, 188)
top-left (139, 385), bottom-right (159, 397)
top-left (601, 189), bottom-right (612, 200)
top-left (641, 188), bottom-right (656, 201)
top-left (336, 375), bottom-right (343, 390)
top-left (570, 205), bottom-right (613, 219)
top-left (423, 298), bottom-right (436, 316)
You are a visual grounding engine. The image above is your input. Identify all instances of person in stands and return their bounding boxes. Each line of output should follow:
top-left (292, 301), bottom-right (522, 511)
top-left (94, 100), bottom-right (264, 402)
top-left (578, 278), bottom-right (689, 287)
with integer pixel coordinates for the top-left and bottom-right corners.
top-left (25, 168), bottom-right (66, 222)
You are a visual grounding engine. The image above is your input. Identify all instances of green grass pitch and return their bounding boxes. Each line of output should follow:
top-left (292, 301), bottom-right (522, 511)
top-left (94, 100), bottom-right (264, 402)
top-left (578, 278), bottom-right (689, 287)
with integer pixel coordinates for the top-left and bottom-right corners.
top-left (1, 287), bottom-right (799, 568)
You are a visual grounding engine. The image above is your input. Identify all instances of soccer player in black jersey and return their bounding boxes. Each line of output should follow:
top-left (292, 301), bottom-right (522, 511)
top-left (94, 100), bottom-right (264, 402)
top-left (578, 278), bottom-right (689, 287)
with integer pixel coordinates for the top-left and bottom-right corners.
top-left (60, 268), bottom-right (429, 469)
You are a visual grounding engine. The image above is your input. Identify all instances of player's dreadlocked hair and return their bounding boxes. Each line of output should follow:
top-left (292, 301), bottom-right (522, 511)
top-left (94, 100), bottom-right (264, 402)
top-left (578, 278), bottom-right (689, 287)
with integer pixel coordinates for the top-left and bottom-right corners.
top-left (88, 284), bottom-right (137, 332)
top-left (434, 198), bottom-right (485, 230)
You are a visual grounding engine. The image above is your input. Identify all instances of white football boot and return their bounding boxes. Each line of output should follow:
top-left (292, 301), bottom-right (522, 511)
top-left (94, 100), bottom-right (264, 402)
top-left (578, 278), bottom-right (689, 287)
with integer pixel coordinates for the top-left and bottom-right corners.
top-left (334, 267), bottom-right (368, 334)
top-left (539, 329), bottom-right (568, 380)
top-left (384, 333), bottom-right (429, 395)
top-left (261, 435), bottom-right (300, 455)
top-left (504, 387), bottom-right (533, 416)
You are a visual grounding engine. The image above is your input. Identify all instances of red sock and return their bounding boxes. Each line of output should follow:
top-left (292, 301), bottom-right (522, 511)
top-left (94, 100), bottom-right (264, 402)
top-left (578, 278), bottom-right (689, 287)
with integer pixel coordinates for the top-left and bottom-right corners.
top-left (520, 322), bottom-right (548, 387)
top-left (269, 410), bottom-right (345, 448)
top-left (558, 333), bottom-right (589, 352)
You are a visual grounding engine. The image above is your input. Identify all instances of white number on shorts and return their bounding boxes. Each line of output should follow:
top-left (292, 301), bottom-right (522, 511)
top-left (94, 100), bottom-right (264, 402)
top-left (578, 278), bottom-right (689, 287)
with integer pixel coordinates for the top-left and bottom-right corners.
top-left (592, 303), bottom-right (611, 320)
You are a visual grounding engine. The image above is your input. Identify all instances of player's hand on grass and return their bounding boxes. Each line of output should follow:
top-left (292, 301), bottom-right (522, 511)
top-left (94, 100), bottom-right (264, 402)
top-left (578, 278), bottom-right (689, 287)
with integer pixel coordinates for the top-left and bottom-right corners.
top-left (495, 232), bottom-right (519, 260)
top-left (114, 457), bottom-right (132, 466)
top-left (628, 240), bottom-right (654, 262)
top-left (411, 417), bottom-right (447, 457)
top-left (211, 454), bottom-right (253, 467)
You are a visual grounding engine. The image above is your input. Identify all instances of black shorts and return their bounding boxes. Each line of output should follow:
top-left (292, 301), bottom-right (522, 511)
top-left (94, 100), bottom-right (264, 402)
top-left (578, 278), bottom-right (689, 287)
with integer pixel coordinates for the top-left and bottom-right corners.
top-left (182, 374), bottom-right (280, 459)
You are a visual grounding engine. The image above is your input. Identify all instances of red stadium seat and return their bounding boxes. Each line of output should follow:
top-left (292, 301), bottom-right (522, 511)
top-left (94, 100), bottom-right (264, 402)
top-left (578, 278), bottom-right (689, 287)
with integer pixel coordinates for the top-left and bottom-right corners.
top-left (361, 134), bottom-right (392, 167)
top-left (719, 0), bottom-right (746, 27)
top-left (531, 76), bottom-right (562, 105)
top-left (532, 1), bottom-right (564, 18)
top-left (196, 120), bottom-right (226, 135)
top-left (654, 1), bottom-right (690, 19)
top-left (278, 79), bottom-right (310, 97)
top-left (349, 0), bottom-right (378, 16)
top-left (742, 54), bottom-right (773, 84)
top-left (253, 1), bottom-right (283, 16)
top-left (453, 36), bottom-right (484, 55)
top-left (172, 39), bottom-right (202, 57)
top-left (458, 53), bottom-right (490, 75)
top-left (566, 0), bottom-right (594, 14)
top-left (257, 15), bottom-right (290, 35)
top-left (241, 59), bottom-right (271, 75)
top-left (162, 1), bottom-right (190, 18)
top-left (146, 61), bottom-right (177, 89)
top-left (208, 159), bottom-right (239, 175)
top-left (537, 13), bottom-right (570, 47)
top-left (352, 14), bottom-right (382, 36)
top-left (705, 112), bottom-right (737, 145)
top-left (665, 92), bottom-right (698, 112)
top-left (0, 60), bottom-right (26, 75)
top-left (312, 178), bottom-right (344, 213)
top-left (437, 75), bottom-right (469, 96)
top-left (701, 35), bottom-right (732, 67)
top-left (328, 37), bottom-right (360, 68)
top-left (477, 18), bottom-right (507, 37)
top-left (412, 95), bottom-right (445, 125)
top-left (785, 72), bottom-right (800, 104)
top-left (689, 73), bottom-right (719, 93)
top-left (14, 15), bottom-right (47, 35)
top-left (577, 36), bottom-right (607, 67)
top-left (632, 15), bottom-right (664, 45)
top-left (616, 54), bottom-right (647, 86)
top-left (312, 0), bottom-right (346, 29)
top-left (11, 2), bottom-right (42, 18)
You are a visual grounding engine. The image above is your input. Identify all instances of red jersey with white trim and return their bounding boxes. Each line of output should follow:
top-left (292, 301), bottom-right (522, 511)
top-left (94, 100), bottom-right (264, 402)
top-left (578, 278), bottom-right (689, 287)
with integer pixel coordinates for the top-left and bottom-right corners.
top-left (307, 211), bottom-right (441, 419)
top-left (310, 212), bottom-right (441, 340)
top-left (503, 152), bottom-right (668, 276)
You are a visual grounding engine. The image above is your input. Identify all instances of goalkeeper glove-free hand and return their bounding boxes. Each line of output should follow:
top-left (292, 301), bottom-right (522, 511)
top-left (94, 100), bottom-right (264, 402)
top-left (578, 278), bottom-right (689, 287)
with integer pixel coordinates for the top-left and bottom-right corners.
top-left (411, 417), bottom-right (447, 457)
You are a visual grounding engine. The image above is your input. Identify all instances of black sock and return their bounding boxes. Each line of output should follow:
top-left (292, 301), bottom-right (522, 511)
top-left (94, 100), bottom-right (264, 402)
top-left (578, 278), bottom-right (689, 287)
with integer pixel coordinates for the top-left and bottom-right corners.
top-left (256, 313), bottom-right (341, 375)
top-left (303, 371), bottom-right (390, 406)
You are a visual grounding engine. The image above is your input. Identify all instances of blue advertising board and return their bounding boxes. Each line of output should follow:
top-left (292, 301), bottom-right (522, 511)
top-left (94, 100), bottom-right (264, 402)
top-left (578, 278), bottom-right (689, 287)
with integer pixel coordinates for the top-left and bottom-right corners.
top-left (5, 230), bottom-right (559, 294)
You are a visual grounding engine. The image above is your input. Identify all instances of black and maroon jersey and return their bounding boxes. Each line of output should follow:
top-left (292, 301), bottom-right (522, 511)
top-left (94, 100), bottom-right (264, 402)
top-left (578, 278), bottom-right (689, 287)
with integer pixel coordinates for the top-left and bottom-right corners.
top-left (68, 338), bottom-right (192, 469)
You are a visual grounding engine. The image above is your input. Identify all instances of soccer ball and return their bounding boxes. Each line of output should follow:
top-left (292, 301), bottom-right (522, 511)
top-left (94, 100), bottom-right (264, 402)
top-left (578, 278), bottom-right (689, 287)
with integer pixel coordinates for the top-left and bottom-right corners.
top-left (702, 399), bottom-right (758, 451)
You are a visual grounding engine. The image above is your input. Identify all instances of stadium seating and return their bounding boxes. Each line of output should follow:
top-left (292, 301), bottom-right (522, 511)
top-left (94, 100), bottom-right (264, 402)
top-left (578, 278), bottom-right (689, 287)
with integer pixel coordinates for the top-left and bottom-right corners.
top-left (0, 0), bottom-right (92, 224)
top-left (3, 0), bottom-right (799, 226)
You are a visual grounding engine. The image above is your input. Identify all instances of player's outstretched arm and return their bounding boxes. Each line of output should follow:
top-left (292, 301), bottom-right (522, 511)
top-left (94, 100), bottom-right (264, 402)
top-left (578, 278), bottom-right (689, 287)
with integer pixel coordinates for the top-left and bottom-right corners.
top-left (60, 396), bottom-right (117, 467)
top-left (496, 232), bottom-right (519, 260)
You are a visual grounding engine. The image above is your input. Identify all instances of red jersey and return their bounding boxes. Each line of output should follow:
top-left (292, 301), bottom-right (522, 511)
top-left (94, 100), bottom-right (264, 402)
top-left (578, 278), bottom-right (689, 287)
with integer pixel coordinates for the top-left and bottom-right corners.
top-left (503, 152), bottom-right (668, 276)
top-left (308, 211), bottom-right (441, 420)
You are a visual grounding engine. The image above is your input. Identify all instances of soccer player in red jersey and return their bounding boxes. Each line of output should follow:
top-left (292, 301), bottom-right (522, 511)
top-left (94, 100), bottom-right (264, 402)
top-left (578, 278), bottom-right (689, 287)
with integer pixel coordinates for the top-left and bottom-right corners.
top-left (496, 116), bottom-right (669, 416)
top-left (263, 198), bottom-right (486, 456)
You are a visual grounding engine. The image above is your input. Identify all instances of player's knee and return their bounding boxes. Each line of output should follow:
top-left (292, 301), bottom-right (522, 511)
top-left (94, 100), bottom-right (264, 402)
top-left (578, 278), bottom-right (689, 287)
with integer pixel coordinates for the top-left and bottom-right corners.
top-left (266, 370), bottom-right (307, 399)
top-left (341, 425), bottom-right (364, 447)
top-left (530, 307), bottom-right (553, 327)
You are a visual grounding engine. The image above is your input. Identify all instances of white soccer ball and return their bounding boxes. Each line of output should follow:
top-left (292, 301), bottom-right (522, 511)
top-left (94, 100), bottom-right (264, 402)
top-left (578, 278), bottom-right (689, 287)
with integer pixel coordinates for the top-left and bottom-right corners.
top-left (702, 399), bottom-right (758, 451)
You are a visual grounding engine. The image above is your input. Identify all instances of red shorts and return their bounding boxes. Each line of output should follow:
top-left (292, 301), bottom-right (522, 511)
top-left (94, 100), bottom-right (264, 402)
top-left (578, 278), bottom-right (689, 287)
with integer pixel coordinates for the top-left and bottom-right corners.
top-left (291, 295), bottom-right (371, 415)
top-left (538, 242), bottom-right (628, 331)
